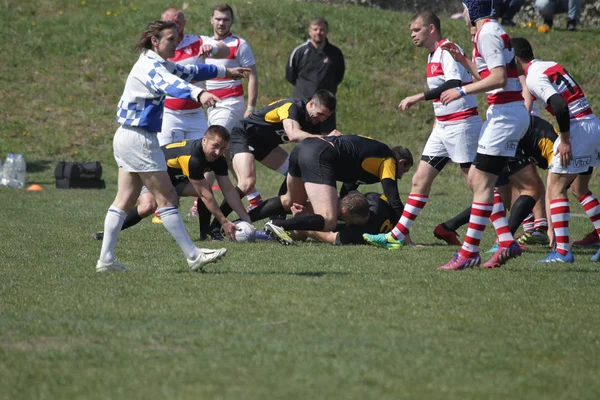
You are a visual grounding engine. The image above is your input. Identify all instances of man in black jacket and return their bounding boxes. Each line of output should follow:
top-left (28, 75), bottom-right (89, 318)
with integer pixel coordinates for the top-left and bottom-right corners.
top-left (285, 17), bottom-right (345, 133)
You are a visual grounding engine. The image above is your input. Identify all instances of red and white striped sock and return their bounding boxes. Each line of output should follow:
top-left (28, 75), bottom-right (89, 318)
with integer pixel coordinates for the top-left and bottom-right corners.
top-left (459, 202), bottom-right (493, 258)
top-left (533, 218), bottom-right (548, 232)
top-left (522, 213), bottom-right (535, 234)
top-left (490, 191), bottom-right (514, 248)
top-left (247, 190), bottom-right (263, 207)
top-left (389, 194), bottom-right (428, 241)
top-left (550, 198), bottom-right (570, 255)
top-left (579, 191), bottom-right (600, 239)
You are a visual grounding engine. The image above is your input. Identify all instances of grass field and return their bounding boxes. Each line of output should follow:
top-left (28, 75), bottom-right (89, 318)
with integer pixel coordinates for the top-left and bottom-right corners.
top-left (2, 0), bottom-right (600, 399)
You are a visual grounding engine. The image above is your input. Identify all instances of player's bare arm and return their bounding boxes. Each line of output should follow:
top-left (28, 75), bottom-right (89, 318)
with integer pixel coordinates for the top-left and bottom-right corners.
top-left (282, 119), bottom-right (318, 142)
top-left (225, 67), bottom-right (252, 80)
top-left (190, 178), bottom-right (239, 241)
top-left (399, 93), bottom-right (425, 111)
top-left (244, 64), bottom-right (259, 118)
top-left (440, 66), bottom-right (506, 105)
top-left (217, 174), bottom-right (252, 223)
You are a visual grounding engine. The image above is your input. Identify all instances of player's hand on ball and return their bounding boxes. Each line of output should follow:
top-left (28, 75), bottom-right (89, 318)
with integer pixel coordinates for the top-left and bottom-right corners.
top-left (327, 129), bottom-right (343, 137)
top-left (222, 220), bottom-right (240, 241)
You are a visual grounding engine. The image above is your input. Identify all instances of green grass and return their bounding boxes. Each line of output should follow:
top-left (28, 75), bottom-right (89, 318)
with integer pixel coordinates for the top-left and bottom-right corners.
top-left (2, 0), bottom-right (600, 398)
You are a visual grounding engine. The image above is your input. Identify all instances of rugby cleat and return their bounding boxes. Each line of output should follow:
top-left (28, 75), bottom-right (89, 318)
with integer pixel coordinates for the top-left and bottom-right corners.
top-left (591, 248), bottom-right (600, 262)
top-left (485, 239), bottom-right (499, 254)
top-left (188, 248), bottom-right (227, 272)
top-left (362, 233), bottom-right (403, 250)
top-left (200, 228), bottom-right (225, 242)
top-left (264, 221), bottom-right (295, 245)
top-left (538, 250), bottom-right (574, 263)
top-left (518, 229), bottom-right (549, 246)
top-left (433, 224), bottom-right (461, 246)
top-left (572, 230), bottom-right (600, 247)
top-left (96, 259), bottom-right (128, 272)
top-left (438, 252), bottom-right (481, 270)
top-left (483, 241), bottom-right (522, 268)
top-left (92, 231), bottom-right (104, 241)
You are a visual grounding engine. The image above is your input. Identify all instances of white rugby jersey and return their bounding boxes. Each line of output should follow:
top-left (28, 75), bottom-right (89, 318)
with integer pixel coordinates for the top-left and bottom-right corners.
top-left (427, 39), bottom-right (478, 122)
top-left (165, 34), bottom-right (212, 112)
top-left (526, 59), bottom-right (594, 120)
top-left (115, 50), bottom-right (225, 133)
top-left (473, 20), bottom-right (523, 106)
top-left (205, 33), bottom-right (256, 99)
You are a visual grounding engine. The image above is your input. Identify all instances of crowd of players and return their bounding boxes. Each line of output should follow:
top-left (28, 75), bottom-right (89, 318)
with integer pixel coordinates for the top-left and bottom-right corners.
top-left (94, 1), bottom-right (600, 272)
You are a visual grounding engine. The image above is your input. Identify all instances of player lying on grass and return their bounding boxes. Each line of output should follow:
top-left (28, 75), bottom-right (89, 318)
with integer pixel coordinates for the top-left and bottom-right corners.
top-left (287, 191), bottom-right (398, 245)
top-left (93, 125), bottom-right (251, 241)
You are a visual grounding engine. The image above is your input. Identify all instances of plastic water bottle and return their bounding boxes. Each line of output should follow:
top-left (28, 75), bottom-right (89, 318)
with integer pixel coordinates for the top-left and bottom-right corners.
top-left (1, 153), bottom-right (14, 187)
top-left (13, 154), bottom-right (26, 189)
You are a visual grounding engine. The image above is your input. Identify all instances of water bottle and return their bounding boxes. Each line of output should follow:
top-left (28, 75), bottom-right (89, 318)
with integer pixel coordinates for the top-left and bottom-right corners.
top-left (1, 153), bottom-right (14, 186)
top-left (13, 154), bottom-right (26, 189)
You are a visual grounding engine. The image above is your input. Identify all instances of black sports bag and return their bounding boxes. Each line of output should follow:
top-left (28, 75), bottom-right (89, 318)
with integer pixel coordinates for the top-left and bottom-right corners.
top-left (55, 161), bottom-right (106, 189)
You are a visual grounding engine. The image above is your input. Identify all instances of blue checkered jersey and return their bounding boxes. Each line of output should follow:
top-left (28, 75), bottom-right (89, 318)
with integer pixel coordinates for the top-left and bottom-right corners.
top-left (116, 50), bottom-right (226, 133)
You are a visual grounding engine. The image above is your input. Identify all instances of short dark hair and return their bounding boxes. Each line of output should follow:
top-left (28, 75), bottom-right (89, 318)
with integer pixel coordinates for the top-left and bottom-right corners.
top-left (309, 17), bottom-right (328, 29)
top-left (311, 89), bottom-right (336, 112)
top-left (511, 37), bottom-right (535, 62)
top-left (205, 124), bottom-right (230, 142)
top-left (411, 11), bottom-right (441, 34)
top-left (391, 145), bottom-right (413, 167)
top-left (340, 193), bottom-right (370, 223)
top-left (136, 20), bottom-right (176, 53)
top-left (213, 3), bottom-right (234, 20)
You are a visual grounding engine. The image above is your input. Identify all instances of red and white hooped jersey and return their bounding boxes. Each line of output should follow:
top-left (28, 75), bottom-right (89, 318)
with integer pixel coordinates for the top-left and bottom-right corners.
top-left (165, 34), bottom-right (211, 112)
top-left (205, 34), bottom-right (256, 100)
top-left (526, 59), bottom-right (593, 120)
top-left (427, 39), bottom-right (479, 122)
top-left (473, 20), bottom-right (523, 106)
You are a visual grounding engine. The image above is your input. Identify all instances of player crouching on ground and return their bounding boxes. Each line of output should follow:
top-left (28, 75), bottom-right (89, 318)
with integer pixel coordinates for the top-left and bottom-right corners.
top-left (93, 125), bottom-right (252, 242)
top-left (250, 135), bottom-right (412, 245)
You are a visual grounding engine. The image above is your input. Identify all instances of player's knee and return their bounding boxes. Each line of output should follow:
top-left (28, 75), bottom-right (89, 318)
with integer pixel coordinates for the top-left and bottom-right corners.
top-left (137, 200), bottom-right (157, 217)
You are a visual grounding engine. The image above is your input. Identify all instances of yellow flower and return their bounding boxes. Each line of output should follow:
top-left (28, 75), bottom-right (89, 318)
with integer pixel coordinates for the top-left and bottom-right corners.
top-left (31, 21), bottom-right (36, 26)
top-left (113, 13), bottom-right (119, 17)
top-left (58, 10), bottom-right (64, 15)
top-left (81, 1), bottom-right (86, 5)
top-left (23, 131), bottom-right (29, 136)
top-left (106, 10), bottom-right (112, 15)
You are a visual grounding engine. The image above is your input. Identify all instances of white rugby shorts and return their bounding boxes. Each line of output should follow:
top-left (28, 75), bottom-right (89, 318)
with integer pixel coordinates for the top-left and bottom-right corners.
top-left (207, 95), bottom-right (246, 132)
top-left (113, 125), bottom-right (167, 173)
top-left (158, 108), bottom-right (208, 146)
top-left (423, 116), bottom-right (482, 163)
top-left (549, 116), bottom-right (600, 174)
top-left (477, 103), bottom-right (529, 157)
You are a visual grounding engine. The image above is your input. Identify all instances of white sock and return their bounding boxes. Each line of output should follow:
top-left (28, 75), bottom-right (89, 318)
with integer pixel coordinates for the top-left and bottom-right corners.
top-left (158, 206), bottom-right (199, 260)
top-left (99, 206), bottom-right (127, 263)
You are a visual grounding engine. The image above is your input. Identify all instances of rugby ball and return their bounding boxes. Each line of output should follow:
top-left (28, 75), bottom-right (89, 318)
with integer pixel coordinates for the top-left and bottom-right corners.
top-left (234, 220), bottom-right (256, 242)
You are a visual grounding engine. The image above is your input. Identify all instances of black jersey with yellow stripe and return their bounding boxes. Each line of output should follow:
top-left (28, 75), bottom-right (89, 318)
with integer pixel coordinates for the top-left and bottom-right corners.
top-left (336, 192), bottom-right (395, 245)
top-left (161, 140), bottom-right (228, 181)
top-left (517, 115), bottom-right (558, 169)
top-left (324, 135), bottom-right (397, 184)
top-left (238, 98), bottom-right (319, 143)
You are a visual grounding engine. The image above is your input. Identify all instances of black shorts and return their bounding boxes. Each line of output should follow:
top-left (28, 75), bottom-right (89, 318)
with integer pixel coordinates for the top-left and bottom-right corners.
top-left (289, 138), bottom-right (337, 187)
top-left (170, 175), bottom-right (190, 197)
top-left (229, 127), bottom-right (279, 162)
